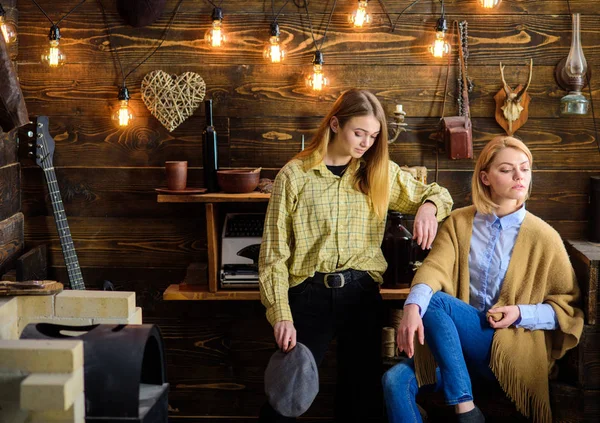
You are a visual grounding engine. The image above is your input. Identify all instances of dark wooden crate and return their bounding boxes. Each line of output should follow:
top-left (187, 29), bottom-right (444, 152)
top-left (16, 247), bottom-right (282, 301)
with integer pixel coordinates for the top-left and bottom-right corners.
top-left (566, 240), bottom-right (599, 326)
top-left (550, 382), bottom-right (600, 423)
top-left (559, 324), bottom-right (600, 390)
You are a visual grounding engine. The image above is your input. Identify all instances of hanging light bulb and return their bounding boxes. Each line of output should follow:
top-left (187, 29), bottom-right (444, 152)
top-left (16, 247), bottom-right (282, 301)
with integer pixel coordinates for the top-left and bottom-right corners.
top-left (205, 7), bottom-right (226, 48)
top-left (306, 51), bottom-right (328, 92)
top-left (112, 87), bottom-right (134, 127)
top-left (0, 3), bottom-right (17, 45)
top-left (349, 0), bottom-right (371, 28)
top-left (479, 0), bottom-right (501, 8)
top-left (428, 17), bottom-right (450, 58)
top-left (263, 22), bottom-right (286, 63)
top-left (41, 25), bottom-right (65, 67)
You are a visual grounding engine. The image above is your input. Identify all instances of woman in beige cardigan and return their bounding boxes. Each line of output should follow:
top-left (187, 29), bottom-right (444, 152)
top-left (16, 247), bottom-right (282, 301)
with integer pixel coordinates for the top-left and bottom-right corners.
top-left (382, 136), bottom-right (583, 423)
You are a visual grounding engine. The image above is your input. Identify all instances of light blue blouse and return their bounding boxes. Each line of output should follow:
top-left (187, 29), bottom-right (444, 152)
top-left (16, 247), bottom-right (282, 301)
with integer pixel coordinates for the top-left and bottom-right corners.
top-left (405, 206), bottom-right (557, 330)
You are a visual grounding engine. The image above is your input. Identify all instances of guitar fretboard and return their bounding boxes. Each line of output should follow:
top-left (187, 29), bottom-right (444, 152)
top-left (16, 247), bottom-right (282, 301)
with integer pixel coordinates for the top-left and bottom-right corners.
top-left (42, 164), bottom-right (85, 290)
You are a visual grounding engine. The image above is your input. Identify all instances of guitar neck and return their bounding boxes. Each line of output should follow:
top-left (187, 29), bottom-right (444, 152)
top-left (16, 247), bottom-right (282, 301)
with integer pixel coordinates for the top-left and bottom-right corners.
top-left (43, 166), bottom-right (85, 290)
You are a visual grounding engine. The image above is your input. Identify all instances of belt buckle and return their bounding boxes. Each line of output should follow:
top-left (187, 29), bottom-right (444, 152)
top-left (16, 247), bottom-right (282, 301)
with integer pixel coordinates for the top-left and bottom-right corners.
top-left (324, 273), bottom-right (345, 288)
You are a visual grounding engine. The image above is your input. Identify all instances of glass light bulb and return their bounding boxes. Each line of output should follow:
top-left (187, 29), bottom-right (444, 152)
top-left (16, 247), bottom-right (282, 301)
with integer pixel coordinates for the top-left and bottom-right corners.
top-left (112, 100), bottom-right (134, 127)
top-left (263, 35), bottom-right (285, 63)
top-left (479, 0), bottom-right (501, 8)
top-left (41, 40), bottom-right (65, 67)
top-left (349, 1), bottom-right (371, 28)
top-left (306, 64), bottom-right (328, 91)
top-left (0, 16), bottom-right (16, 44)
top-left (205, 20), bottom-right (225, 47)
top-left (429, 31), bottom-right (450, 58)
top-left (565, 13), bottom-right (587, 78)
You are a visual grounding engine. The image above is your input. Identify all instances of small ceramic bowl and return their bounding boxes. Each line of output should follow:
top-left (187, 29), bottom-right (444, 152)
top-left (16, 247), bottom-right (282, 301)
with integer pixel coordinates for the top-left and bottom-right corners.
top-left (217, 169), bottom-right (261, 193)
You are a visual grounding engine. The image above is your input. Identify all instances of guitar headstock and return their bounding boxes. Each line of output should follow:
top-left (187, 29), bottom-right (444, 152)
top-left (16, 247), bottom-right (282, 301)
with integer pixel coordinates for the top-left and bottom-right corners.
top-left (27, 116), bottom-right (55, 169)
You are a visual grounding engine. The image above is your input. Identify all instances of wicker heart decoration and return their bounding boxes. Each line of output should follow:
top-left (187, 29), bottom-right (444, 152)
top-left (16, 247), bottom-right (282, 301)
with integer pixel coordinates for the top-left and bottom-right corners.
top-left (141, 70), bottom-right (206, 132)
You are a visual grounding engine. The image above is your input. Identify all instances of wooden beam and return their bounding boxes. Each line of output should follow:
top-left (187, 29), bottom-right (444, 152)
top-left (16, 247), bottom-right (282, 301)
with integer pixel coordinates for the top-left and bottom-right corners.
top-left (0, 163), bottom-right (20, 221)
top-left (0, 212), bottom-right (24, 275)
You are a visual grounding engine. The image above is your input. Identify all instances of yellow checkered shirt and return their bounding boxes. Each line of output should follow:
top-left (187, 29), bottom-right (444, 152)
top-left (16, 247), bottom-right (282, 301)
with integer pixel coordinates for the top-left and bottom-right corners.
top-left (258, 154), bottom-right (453, 326)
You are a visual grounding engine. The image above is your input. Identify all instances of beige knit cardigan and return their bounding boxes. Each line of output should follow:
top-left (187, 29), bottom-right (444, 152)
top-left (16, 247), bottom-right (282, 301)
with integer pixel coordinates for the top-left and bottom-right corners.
top-left (412, 206), bottom-right (584, 423)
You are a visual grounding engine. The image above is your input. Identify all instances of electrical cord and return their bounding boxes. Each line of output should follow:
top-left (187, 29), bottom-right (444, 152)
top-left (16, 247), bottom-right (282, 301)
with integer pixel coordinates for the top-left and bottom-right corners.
top-left (31, 0), bottom-right (87, 27)
top-left (272, 0), bottom-right (291, 23)
top-left (98, 0), bottom-right (184, 87)
top-left (206, 0), bottom-right (224, 9)
top-left (302, 0), bottom-right (337, 53)
top-left (391, 0), bottom-right (423, 33)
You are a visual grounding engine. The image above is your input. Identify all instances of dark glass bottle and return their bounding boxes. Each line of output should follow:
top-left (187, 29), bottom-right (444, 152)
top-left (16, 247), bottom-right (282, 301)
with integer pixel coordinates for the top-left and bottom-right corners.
top-left (202, 99), bottom-right (219, 192)
top-left (382, 211), bottom-right (414, 288)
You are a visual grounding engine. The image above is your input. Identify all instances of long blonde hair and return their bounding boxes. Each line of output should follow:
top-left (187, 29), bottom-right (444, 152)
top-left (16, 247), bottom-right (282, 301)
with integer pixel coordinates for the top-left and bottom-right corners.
top-left (472, 135), bottom-right (533, 214)
top-left (296, 89), bottom-right (390, 219)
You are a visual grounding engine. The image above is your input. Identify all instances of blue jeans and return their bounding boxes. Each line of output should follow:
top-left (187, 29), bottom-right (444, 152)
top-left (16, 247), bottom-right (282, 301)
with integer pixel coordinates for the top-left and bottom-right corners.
top-left (382, 291), bottom-right (497, 423)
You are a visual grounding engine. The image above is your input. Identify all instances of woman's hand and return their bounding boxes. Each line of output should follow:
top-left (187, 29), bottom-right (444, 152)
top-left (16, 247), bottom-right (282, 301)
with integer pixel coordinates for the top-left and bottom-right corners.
top-left (487, 305), bottom-right (521, 329)
top-left (273, 320), bottom-right (297, 352)
top-left (413, 202), bottom-right (438, 250)
top-left (397, 304), bottom-right (425, 358)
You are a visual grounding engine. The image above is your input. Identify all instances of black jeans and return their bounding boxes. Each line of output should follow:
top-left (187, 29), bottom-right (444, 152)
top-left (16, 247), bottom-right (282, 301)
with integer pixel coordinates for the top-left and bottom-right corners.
top-left (259, 271), bottom-right (384, 423)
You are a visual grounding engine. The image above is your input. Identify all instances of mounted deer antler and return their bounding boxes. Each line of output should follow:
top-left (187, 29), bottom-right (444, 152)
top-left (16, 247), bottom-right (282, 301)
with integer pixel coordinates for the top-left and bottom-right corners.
top-left (494, 59), bottom-right (533, 135)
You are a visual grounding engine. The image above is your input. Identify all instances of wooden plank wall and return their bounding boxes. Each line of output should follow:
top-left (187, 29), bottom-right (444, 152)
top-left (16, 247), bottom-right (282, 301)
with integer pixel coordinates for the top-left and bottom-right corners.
top-left (13, 0), bottom-right (600, 420)
top-left (0, 129), bottom-right (23, 276)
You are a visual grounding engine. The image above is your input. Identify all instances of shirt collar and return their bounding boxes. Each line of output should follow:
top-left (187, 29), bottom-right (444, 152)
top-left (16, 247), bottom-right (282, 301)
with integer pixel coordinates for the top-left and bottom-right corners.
top-left (302, 150), bottom-right (362, 178)
top-left (482, 204), bottom-right (527, 230)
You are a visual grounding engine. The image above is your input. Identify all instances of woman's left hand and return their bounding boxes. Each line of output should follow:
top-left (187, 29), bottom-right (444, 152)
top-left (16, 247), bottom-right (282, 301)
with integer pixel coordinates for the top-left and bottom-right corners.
top-left (488, 305), bottom-right (521, 329)
top-left (413, 202), bottom-right (438, 249)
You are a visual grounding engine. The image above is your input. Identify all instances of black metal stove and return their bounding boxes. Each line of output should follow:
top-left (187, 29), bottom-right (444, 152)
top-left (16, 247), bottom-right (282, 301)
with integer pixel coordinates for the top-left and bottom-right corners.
top-left (20, 323), bottom-right (168, 423)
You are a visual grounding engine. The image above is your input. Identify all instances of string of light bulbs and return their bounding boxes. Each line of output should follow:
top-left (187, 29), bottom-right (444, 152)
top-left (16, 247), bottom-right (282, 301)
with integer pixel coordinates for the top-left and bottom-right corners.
top-left (429, 0), bottom-right (450, 58)
top-left (30, 0), bottom-right (87, 67)
top-left (0, 2), bottom-right (17, 45)
top-left (98, 0), bottom-right (184, 127)
top-left (303, 0), bottom-right (337, 92)
top-left (205, 0), bottom-right (226, 47)
top-left (349, 0), bottom-right (371, 28)
top-left (264, 0), bottom-right (291, 63)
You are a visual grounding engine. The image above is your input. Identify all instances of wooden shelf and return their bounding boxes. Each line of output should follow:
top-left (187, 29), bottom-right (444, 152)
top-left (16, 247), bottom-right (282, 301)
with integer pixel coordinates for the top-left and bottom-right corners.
top-left (158, 192), bottom-right (270, 203)
top-left (380, 288), bottom-right (411, 300)
top-left (163, 284), bottom-right (261, 300)
top-left (163, 284), bottom-right (409, 301)
top-left (157, 192), bottom-right (410, 302)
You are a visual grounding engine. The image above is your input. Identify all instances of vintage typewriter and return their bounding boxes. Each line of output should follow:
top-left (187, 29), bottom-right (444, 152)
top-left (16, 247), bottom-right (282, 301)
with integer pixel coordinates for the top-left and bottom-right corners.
top-left (220, 213), bottom-right (265, 288)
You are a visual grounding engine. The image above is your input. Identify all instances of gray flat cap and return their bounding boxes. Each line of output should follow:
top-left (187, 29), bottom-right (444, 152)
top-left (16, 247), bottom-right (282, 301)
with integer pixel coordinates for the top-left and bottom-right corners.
top-left (264, 342), bottom-right (319, 417)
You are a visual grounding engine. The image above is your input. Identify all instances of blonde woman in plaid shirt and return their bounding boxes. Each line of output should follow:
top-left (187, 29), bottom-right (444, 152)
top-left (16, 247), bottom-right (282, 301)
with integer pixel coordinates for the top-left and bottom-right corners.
top-left (258, 89), bottom-right (453, 423)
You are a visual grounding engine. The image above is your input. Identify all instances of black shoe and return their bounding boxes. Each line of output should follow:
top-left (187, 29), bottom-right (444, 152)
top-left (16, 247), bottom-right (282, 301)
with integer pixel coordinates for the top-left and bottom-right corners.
top-left (456, 406), bottom-right (485, 423)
